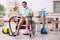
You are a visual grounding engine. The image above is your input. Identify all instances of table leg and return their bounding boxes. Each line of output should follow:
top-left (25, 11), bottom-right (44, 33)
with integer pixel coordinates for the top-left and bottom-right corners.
top-left (56, 18), bottom-right (58, 29)
top-left (36, 24), bottom-right (38, 34)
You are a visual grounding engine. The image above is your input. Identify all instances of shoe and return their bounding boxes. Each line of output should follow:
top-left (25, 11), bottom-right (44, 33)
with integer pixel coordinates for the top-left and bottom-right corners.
top-left (23, 30), bottom-right (29, 35)
top-left (23, 33), bottom-right (29, 35)
top-left (13, 32), bottom-right (19, 37)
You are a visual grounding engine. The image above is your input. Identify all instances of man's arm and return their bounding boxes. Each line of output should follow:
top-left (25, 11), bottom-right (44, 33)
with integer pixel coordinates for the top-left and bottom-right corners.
top-left (30, 12), bottom-right (34, 17)
top-left (29, 8), bottom-right (34, 17)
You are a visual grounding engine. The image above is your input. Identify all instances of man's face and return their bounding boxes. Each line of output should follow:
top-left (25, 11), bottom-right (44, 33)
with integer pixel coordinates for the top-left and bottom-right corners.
top-left (22, 3), bottom-right (27, 8)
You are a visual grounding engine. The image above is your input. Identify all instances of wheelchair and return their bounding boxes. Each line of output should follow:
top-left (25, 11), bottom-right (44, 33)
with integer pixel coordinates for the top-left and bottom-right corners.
top-left (9, 16), bottom-right (35, 38)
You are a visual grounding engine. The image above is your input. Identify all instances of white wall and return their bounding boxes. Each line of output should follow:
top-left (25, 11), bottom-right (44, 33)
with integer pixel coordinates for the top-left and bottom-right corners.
top-left (0, 0), bottom-right (53, 12)
top-left (18, 0), bottom-right (53, 11)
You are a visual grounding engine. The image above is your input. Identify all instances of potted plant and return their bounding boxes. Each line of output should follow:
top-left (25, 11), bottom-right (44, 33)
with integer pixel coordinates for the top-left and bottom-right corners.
top-left (0, 4), bottom-right (5, 16)
top-left (0, 4), bottom-right (5, 26)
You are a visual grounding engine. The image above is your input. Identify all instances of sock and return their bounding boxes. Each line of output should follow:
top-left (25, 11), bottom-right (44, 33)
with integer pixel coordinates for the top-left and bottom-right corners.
top-left (25, 28), bottom-right (29, 33)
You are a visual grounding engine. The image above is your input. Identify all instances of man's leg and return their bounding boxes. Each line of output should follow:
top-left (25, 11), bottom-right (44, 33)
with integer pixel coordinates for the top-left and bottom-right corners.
top-left (24, 18), bottom-right (29, 33)
top-left (15, 18), bottom-right (25, 34)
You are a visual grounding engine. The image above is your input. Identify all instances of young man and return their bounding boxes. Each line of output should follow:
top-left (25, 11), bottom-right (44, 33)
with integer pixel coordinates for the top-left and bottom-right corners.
top-left (14, 1), bottom-right (33, 35)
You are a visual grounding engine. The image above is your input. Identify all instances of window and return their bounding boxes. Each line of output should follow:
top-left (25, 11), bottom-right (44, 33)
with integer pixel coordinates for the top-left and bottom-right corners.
top-left (53, 1), bottom-right (60, 13)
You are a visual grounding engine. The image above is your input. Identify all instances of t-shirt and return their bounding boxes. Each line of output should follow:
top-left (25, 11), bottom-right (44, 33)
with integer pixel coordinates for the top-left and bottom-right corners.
top-left (19, 7), bottom-right (32, 17)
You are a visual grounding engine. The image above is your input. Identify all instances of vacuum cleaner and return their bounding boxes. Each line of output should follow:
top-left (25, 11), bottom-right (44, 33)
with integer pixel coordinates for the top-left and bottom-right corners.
top-left (40, 8), bottom-right (48, 34)
top-left (2, 27), bottom-right (10, 34)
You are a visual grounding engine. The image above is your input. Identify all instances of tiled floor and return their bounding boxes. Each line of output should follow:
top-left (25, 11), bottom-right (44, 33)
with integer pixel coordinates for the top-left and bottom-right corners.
top-left (0, 22), bottom-right (60, 40)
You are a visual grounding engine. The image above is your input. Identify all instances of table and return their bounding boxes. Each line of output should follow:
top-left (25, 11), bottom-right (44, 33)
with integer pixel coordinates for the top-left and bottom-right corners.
top-left (46, 13), bottom-right (60, 30)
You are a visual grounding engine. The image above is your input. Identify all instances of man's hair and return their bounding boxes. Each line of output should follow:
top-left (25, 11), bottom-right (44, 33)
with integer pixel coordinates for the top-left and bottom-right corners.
top-left (22, 1), bottom-right (27, 4)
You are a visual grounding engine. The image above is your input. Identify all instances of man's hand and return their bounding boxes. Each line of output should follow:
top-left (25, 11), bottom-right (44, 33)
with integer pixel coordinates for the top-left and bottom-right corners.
top-left (18, 14), bottom-right (26, 19)
top-left (18, 14), bottom-right (23, 18)
top-left (30, 12), bottom-right (34, 17)
top-left (21, 16), bottom-right (25, 18)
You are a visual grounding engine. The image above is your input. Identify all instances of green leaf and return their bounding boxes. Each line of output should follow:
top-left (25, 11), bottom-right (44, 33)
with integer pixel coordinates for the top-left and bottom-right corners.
top-left (0, 4), bottom-right (5, 16)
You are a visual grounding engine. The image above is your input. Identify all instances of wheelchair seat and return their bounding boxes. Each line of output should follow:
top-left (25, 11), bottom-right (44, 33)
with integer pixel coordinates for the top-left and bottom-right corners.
top-left (16, 21), bottom-right (30, 29)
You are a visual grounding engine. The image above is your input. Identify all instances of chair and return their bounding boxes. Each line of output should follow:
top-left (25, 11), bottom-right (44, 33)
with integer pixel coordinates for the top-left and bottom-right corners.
top-left (32, 11), bottom-right (42, 34)
top-left (16, 16), bottom-right (36, 36)
top-left (46, 18), bottom-right (60, 31)
top-left (46, 18), bottom-right (54, 31)
top-left (53, 18), bottom-right (60, 31)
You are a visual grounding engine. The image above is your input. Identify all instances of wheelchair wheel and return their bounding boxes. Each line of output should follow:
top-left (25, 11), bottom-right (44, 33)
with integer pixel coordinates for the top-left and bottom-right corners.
top-left (29, 25), bottom-right (32, 38)
top-left (30, 33), bottom-right (31, 38)
top-left (29, 30), bottom-right (35, 38)
top-left (29, 30), bottom-right (32, 38)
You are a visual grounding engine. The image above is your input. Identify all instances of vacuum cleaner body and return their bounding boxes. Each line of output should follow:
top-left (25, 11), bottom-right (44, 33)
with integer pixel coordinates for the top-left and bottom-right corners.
top-left (40, 8), bottom-right (48, 34)
top-left (40, 27), bottom-right (47, 34)
top-left (2, 27), bottom-right (10, 34)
